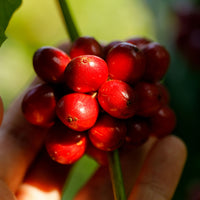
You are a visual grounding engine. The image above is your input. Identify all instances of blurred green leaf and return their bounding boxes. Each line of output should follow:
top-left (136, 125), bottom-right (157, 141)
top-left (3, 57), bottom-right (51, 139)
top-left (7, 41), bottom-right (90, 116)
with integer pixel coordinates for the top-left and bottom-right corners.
top-left (0, 0), bottom-right (22, 46)
top-left (62, 155), bottom-right (99, 200)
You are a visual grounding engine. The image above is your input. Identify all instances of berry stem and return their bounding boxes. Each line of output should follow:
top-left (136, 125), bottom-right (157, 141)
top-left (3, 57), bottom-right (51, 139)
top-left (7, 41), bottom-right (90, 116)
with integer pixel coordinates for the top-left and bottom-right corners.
top-left (108, 149), bottom-right (127, 200)
top-left (57, 0), bottom-right (80, 41)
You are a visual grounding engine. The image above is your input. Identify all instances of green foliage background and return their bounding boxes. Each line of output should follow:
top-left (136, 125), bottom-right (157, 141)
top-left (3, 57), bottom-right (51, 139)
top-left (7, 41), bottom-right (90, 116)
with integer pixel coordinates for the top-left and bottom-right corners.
top-left (0, 0), bottom-right (200, 199)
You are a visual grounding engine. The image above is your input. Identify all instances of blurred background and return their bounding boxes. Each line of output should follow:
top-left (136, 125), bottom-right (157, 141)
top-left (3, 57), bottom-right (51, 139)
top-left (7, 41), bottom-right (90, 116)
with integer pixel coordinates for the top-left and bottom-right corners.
top-left (0, 0), bottom-right (200, 199)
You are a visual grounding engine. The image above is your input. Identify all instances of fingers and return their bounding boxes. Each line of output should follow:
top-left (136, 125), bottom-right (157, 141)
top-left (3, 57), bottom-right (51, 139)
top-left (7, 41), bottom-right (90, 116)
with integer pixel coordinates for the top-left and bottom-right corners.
top-left (0, 78), bottom-right (49, 192)
top-left (15, 148), bottom-right (71, 200)
top-left (128, 135), bottom-right (187, 200)
top-left (0, 96), bottom-right (3, 126)
top-left (0, 180), bottom-right (16, 200)
top-left (74, 137), bottom-right (157, 200)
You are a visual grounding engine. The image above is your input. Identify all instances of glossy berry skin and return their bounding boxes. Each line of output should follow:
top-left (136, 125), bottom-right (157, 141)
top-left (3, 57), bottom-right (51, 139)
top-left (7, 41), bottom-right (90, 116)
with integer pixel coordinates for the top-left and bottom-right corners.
top-left (88, 114), bottom-right (127, 151)
top-left (106, 42), bottom-right (146, 84)
top-left (86, 140), bottom-right (109, 166)
top-left (98, 80), bottom-right (137, 119)
top-left (142, 42), bottom-right (170, 82)
top-left (22, 84), bottom-right (56, 127)
top-left (69, 36), bottom-right (103, 59)
top-left (103, 40), bottom-right (122, 58)
top-left (56, 93), bottom-right (99, 131)
top-left (150, 105), bottom-right (176, 138)
top-left (45, 122), bottom-right (87, 164)
top-left (64, 55), bottom-right (108, 93)
top-left (33, 46), bottom-right (71, 84)
top-left (126, 117), bottom-right (150, 146)
top-left (156, 82), bottom-right (170, 105)
top-left (134, 82), bottom-right (162, 117)
top-left (126, 37), bottom-right (151, 49)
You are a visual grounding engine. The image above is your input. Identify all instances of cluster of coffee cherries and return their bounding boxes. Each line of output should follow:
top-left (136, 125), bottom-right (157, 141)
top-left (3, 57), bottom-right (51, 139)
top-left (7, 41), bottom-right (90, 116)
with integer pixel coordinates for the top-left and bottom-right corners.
top-left (21, 36), bottom-right (176, 165)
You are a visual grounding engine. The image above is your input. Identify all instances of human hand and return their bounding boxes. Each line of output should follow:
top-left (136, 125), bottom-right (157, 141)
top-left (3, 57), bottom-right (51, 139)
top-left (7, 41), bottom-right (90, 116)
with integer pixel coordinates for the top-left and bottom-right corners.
top-left (0, 78), bottom-right (187, 200)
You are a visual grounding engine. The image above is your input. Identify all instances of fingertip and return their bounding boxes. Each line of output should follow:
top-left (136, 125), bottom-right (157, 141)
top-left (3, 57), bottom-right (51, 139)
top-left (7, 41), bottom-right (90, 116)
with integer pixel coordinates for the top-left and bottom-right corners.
top-left (159, 134), bottom-right (188, 164)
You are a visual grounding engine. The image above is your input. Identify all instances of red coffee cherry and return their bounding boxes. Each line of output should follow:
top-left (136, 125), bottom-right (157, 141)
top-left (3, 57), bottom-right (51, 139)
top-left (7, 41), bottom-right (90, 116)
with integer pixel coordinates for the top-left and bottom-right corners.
top-left (103, 40), bottom-right (122, 58)
top-left (69, 36), bottom-right (103, 58)
top-left (150, 105), bottom-right (176, 138)
top-left (86, 140), bottom-right (109, 166)
top-left (22, 83), bottom-right (57, 127)
top-left (134, 81), bottom-right (162, 117)
top-left (88, 114), bottom-right (127, 151)
top-left (56, 93), bottom-right (99, 131)
top-left (126, 37), bottom-right (151, 49)
top-left (64, 55), bottom-right (108, 93)
top-left (156, 82), bottom-right (170, 105)
top-left (33, 46), bottom-right (71, 84)
top-left (45, 122), bottom-right (87, 164)
top-left (98, 80), bottom-right (137, 119)
top-left (142, 42), bottom-right (170, 82)
top-left (126, 116), bottom-right (150, 146)
top-left (106, 42), bottom-right (146, 84)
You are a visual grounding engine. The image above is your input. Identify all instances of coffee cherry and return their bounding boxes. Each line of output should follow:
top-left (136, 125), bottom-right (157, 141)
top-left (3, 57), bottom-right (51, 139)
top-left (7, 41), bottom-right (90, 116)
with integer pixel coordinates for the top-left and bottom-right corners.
top-left (150, 105), bottom-right (176, 138)
top-left (64, 55), bottom-right (108, 93)
top-left (106, 42), bottom-right (146, 84)
top-left (22, 83), bottom-right (57, 127)
top-left (126, 116), bottom-right (150, 146)
top-left (134, 81), bottom-right (162, 117)
top-left (98, 80), bottom-right (137, 119)
top-left (142, 42), bottom-right (170, 82)
top-left (86, 140), bottom-right (109, 166)
top-left (103, 40), bottom-right (122, 58)
top-left (89, 114), bottom-right (127, 151)
top-left (69, 36), bottom-right (103, 59)
top-left (126, 37), bottom-right (151, 49)
top-left (33, 46), bottom-right (71, 84)
top-left (45, 122), bottom-right (87, 164)
top-left (156, 82), bottom-right (170, 105)
top-left (56, 93), bottom-right (99, 131)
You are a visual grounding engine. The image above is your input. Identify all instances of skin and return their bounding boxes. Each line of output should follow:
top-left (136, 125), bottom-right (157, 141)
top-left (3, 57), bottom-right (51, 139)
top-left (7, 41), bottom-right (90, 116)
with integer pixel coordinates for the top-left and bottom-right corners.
top-left (0, 78), bottom-right (187, 200)
top-left (0, 43), bottom-right (187, 200)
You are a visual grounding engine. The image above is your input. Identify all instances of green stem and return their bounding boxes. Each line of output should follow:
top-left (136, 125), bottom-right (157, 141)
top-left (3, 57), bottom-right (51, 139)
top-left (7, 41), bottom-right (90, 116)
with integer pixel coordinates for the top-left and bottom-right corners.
top-left (57, 2), bottom-right (127, 199)
top-left (57, 0), bottom-right (80, 41)
top-left (108, 150), bottom-right (127, 200)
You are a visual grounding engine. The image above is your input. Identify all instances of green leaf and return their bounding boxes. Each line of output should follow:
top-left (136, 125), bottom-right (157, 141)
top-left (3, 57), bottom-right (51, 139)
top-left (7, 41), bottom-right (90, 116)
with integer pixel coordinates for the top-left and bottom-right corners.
top-left (0, 0), bottom-right (22, 46)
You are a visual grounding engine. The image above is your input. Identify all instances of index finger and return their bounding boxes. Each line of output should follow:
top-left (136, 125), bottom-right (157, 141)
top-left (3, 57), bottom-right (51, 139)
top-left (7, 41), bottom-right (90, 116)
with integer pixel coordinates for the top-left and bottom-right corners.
top-left (0, 78), bottom-right (49, 192)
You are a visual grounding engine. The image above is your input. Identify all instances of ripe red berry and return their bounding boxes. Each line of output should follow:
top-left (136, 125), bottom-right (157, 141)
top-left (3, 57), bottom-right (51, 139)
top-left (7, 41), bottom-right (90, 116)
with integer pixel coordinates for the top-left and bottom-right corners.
top-left (86, 140), bottom-right (109, 166)
top-left (142, 42), bottom-right (170, 82)
top-left (126, 116), bottom-right (150, 146)
top-left (103, 40), bottom-right (122, 58)
top-left (156, 82), bottom-right (170, 105)
top-left (64, 55), bottom-right (108, 93)
top-left (150, 105), bottom-right (176, 138)
top-left (69, 36), bottom-right (103, 59)
top-left (106, 42), bottom-right (146, 84)
top-left (22, 83), bottom-right (56, 127)
top-left (88, 114), bottom-right (127, 151)
top-left (56, 93), bottom-right (99, 131)
top-left (45, 122), bottom-right (87, 164)
top-left (134, 81), bottom-right (162, 117)
top-left (33, 46), bottom-right (71, 83)
top-left (98, 80), bottom-right (137, 119)
top-left (126, 37), bottom-right (151, 49)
